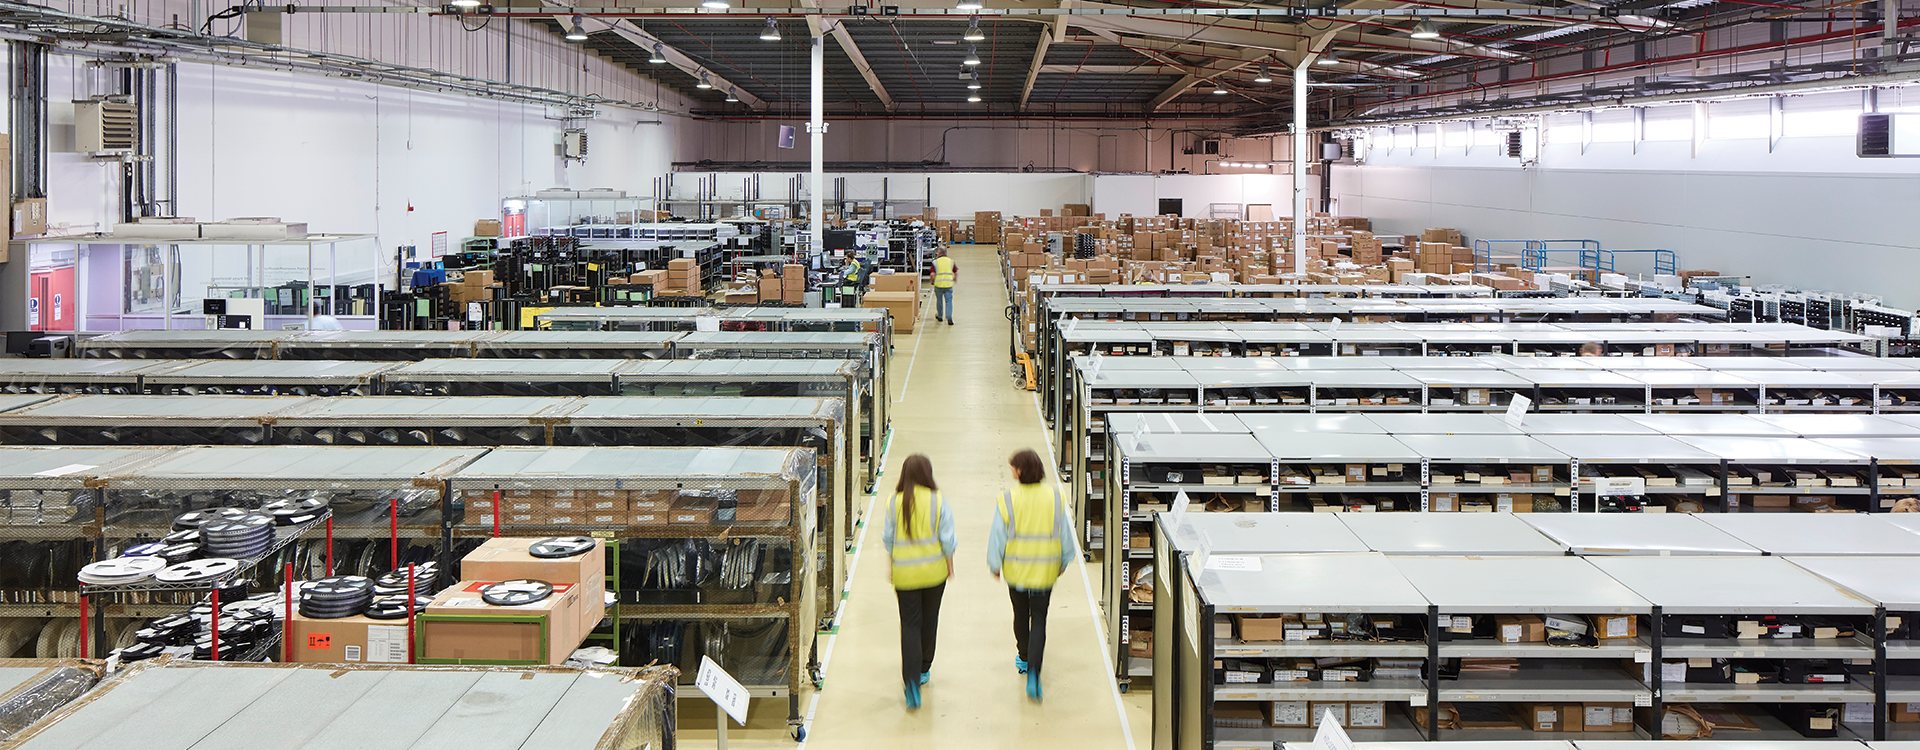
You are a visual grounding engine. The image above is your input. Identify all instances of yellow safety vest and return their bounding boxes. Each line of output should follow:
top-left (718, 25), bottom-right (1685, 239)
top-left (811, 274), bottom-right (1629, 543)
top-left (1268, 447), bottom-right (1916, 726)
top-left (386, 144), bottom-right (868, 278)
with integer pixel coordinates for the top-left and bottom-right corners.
top-left (999, 484), bottom-right (1065, 591)
top-left (932, 256), bottom-right (955, 288)
top-left (891, 487), bottom-right (948, 590)
top-left (844, 261), bottom-right (861, 284)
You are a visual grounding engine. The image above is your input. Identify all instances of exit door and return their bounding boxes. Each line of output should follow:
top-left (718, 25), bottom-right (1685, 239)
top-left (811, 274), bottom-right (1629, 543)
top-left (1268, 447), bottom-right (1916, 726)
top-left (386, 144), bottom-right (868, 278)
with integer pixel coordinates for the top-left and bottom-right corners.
top-left (30, 265), bottom-right (75, 332)
top-left (1157, 198), bottom-right (1183, 217)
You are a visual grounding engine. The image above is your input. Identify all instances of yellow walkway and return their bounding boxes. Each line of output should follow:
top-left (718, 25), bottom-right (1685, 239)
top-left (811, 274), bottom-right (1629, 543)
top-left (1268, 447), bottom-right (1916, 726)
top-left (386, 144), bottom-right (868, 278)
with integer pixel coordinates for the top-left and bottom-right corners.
top-left (677, 243), bottom-right (1147, 748)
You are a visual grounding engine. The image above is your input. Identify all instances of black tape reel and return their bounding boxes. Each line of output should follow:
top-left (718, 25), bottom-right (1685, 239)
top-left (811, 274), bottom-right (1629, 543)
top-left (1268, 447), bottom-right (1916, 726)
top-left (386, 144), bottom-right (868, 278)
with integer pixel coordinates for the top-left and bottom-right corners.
top-left (480, 579), bottom-right (553, 607)
top-left (528, 536), bottom-right (596, 559)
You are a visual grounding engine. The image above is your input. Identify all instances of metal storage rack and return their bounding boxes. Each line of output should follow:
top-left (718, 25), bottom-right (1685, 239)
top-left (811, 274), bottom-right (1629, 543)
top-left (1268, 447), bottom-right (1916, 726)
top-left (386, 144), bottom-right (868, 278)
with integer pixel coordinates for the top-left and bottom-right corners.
top-left (1518, 371), bottom-right (1648, 413)
top-left (1815, 437), bottom-right (1920, 509)
top-left (480, 331), bottom-right (681, 360)
top-left (139, 360), bottom-right (395, 396)
top-left (76, 330), bottom-right (296, 360)
top-left (1697, 515), bottom-right (1920, 556)
top-left (1736, 371), bottom-right (1880, 413)
top-left (446, 446), bottom-right (820, 735)
top-left (1871, 374), bottom-right (1920, 412)
top-left (538, 306), bottom-right (719, 331)
top-left (0, 447), bottom-right (179, 632)
top-left (1164, 552), bottom-right (1435, 749)
top-left (1186, 360), bottom-right (1313, 412)
top-left (1339, 514), bottom-right (1569, 556)
top-left (0, 360), bottom-right (164, 395)
top-left (1519, 514), bottom-right (1763, 556)
top-left (0, 395), bottom-right (54, 414)
top-left (1069, 368), bottom-right (1202, 501)
top-left (1105, 432), bottom-right (1274, 691)
top-left (1086, 413), bottom-right (1253, 552)
top-left (1629, 371), bottom-right (1764, 413)
top-left (547, 396), bottom-right (853, 626)
top-left (1394, 433), bottom-right (1575, 513)
top-left (270, 397), bottom-right (573, 447)
top-left (1252, 431), bottom-right (1423, 513)
top-left (1532, 434), bottom-right (1728, 513)
top-left (1309, 370), bottom-right (1425, 412)
top-left (0, 395), bottom-right (317, 446)
top-left (274, 330), bottom-right (499, 361)
top-left (1674, 437), bottom-right (1875, 513)
top-left (1786, 555), bottom-right (1920, 741)
top-left (671, 332), bottom-right (887, 484)
top-left (1589, 556), bottom-right (1881, 741)
top-left (1391, 556), bottom-right (1657, 741)
top-left (383, 359), bottom-right (628, 397)
top-left (1753, 415), bottom-right (1920, 439)
top-left (615, 359), bottom-right (879, 496)
top-left (1405, 370), bottom-right (1535, 412)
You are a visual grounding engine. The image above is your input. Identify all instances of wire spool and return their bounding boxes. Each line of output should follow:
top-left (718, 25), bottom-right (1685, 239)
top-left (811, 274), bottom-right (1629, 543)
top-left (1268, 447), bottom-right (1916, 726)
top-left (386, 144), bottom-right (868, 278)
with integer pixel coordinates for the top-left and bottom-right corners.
top-left (173, 508), bottom-right (251, 531)
top-left (363, 594), bottom-right (435, 620)
top-left (373, 563), bottom-right (438, 596)
top-left (57, 618), bottom-right (81, 659)
top-left (528, 536), bottom-right (596, 559)
top-left (114, 619), bottom-right (142, 652)
top-left (78, 556), bottom-right (167, 585)
top-left (123, 542), bottom-right (167, 558)
top-left (155, 558), bottom-right (242, 585)
top-left (0, 618), bottom-right (45, 659)
top-left (298, 576), bottom-right (375, 619)
top-left (261, 498), bottom-right (327, 526)
top-left (480, 579), bottom-right (553, 607)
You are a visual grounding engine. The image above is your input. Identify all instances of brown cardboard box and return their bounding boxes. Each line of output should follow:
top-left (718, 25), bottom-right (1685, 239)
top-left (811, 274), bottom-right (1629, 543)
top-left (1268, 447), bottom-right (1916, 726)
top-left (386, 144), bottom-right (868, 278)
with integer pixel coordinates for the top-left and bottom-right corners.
top-left (759, 277), bottom-right (782, 301)
top-left (861, 291), bottom-right (919, 333)
top-left (474, 219), bottom-right (503, 237)
top-left (1593, 614), bottom-right (1638, 640)
top-left (1526, 704), bottom-right (1567, 732)
top-left (870, 273), bottom-right (920, 293)
top-left (1267, 700), bottom-right (1312, 727)
top-left (1237, 615), bottom-right (1288, 642)
top-left (1893, 702), bottom-right (1920, 722)
top-left (13, 198), bottom-right (46, 237)
top-left (1583, 703), bottom-right (1635, 731)
top-left (458, 536), bottom-right (606, 633)
top-left (419, 580), bottom-right (586, 665)
top-left (1310, 702), bottom-right (1348, 727)
top-left (1495, 614), bottom-right (1547, 643)
top-left (288, 612), bottom-right (414, 663)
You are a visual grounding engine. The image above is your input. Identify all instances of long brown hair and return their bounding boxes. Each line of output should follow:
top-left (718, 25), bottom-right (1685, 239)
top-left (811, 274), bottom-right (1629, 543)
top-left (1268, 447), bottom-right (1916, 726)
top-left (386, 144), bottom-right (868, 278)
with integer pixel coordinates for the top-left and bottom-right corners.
top-left (895, 454), bottom-right (938, 537)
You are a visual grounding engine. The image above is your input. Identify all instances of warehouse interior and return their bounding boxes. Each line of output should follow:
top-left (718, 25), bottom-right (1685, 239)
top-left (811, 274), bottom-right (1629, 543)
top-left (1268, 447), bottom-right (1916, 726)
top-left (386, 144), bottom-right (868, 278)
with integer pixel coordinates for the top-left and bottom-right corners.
top-left (0, 0), bottom-right (1916, 747)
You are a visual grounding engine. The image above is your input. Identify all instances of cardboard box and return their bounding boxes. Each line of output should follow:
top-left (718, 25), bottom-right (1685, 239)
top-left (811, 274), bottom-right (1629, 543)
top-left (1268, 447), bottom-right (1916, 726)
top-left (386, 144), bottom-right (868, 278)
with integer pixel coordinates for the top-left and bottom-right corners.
top-left (1237, 615), bottom-right (1288, 642)
top-left (1526, 704), bottom-right (1568, 732)
top-left (288, 612), bottom-right (414, 664)
top-left (1893, 702), bottom-right (1920, 722)
top-left (870, 273), bottom-right (920, 293)
top-left (861, 291), bottom-right (919, 333)
top-left (458, 536), bottom-right (605, 633)
top-left (13, 198), bottom-right (46, 237)
top-left (1310, 702), bottom-right (1347, 727)
top-left (474, 219), bottom-right (503, 237)
top-left (1583, 703), bottom-right (1636, 731)
top-left (1267, 700), bottom-right (1311, 727)
top-left (1347, 701), bottom-right (1387, 728)
top-left (1594, 614), bottom-right (1638, 640)
top-left (419, 580), bottom-right (586, 665)
top-left (1496, 614), bottom-right (1547, 643)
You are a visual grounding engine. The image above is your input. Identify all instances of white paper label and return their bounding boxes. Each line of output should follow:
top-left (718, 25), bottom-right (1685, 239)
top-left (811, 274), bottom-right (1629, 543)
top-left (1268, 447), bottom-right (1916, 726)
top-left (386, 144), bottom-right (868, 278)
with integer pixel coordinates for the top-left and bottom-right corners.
top-left (696, 655), bottom-right (752, 726)
top-left (1607, 617), bottom-right (1629, 638)
top-left (1681, 624), bottom-right (1705, 634)
top-left (366, 625), bottom-right (409, 663)
top-left (1662, 662), bottom-right (1687, 682)
top-left (1205, 555), bottom-right (1263, 572)
top-left (343, 645), bottom-right (361, 662)
top-left (1634, 694), bottom-right (1653, 707)
top-left (1503, 394), bottom-right (1531, 426)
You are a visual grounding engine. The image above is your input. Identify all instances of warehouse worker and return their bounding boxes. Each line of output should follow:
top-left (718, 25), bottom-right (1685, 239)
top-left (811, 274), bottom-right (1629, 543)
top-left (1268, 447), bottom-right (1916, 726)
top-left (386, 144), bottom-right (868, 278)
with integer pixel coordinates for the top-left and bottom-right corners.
top-left (884, 454), bottom-right (956, 710)
top-left (1579, 341), bottom-right (1605, 357)
top-left (988, 448), bottom-right (1074, 702)
top-left (841, 256), bottom-right (863, 304)
top-left (932, 249), bottom-right (957, 325)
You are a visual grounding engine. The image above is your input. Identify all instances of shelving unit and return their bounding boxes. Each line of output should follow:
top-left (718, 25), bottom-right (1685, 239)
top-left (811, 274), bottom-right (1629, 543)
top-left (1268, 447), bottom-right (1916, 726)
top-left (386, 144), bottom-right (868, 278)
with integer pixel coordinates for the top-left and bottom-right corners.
top-left (446, 446), bottom-right (820, 735)
top-left (1519, 514), bottom-right (1763, 556)
top-left (1675, 437), bottom-right (1874, 513)
top-left (1697, 515), bottom-right (1920, 556)
top-left (77, 330), bottom-right (298, 360)
top-left (671, 332), bottom-right (887, 488)
top-left (274, 330), bottom-right (501, 361)
top-left (1082, 412), bottom-right (1251, 553)
top-left (1786, 556), bottom-right (1920, 740)
top-left (1252, 431), bottom-right (1426, 512)
top-left (1339, 514), bottom-right (1568, 555)
top-left (382, 359), bottom-right (627, 396)
top-left (0, 360), bottom-right (165, 395)
top-left (1531, 433), bottom-right (1727, 513)
top-left (0, 394), bottom-right (318, 446)
top-left (480, 331), bottom-right (682, 360)
top-left (139, 360), bottom-right (396, 396)
top-left (270, 396), bottom-right (571, 447)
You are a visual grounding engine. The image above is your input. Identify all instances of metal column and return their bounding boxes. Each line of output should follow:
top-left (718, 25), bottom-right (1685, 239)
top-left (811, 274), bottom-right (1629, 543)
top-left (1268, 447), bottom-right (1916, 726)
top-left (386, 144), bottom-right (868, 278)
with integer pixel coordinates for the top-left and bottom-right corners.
top-left (1290, 60), bottom-right (1309, 276)
top-left (810, 33), bottom-right (825, 264)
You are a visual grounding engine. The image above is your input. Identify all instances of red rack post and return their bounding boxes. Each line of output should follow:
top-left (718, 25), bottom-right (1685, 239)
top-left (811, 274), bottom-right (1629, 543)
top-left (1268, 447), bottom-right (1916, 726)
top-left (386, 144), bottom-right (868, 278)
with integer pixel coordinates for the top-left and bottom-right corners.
top-left (389, 500), bottom-right (399, 571)
top-left (406, 566), bottom-right (417, 664)
top-left (491, 487), bottom-right (502, 538)
top-left (210, 586), bottom-right (221, 662)
top-left (77, 596), bottom-right (88, 659)
top-left (325, 516), bottom-right (334, 576)
top-left (283, 562), bottom-right (295, 663)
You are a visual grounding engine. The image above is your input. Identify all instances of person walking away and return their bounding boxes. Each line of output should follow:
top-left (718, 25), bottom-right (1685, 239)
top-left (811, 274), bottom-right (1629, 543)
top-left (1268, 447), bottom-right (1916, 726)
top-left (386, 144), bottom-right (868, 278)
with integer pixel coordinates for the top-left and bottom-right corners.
top-left (932, 250), bottom-right (958, 325)
top-left (988, 448), bottom-right (1074, 702)
top-left (884, 454), bottom-right (956, 709)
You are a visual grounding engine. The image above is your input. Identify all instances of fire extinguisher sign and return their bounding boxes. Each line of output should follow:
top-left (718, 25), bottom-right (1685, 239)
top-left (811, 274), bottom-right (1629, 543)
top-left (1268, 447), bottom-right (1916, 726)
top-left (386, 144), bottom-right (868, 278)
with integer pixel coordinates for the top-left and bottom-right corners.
top-left (27, 297), bottom-right (38, 327)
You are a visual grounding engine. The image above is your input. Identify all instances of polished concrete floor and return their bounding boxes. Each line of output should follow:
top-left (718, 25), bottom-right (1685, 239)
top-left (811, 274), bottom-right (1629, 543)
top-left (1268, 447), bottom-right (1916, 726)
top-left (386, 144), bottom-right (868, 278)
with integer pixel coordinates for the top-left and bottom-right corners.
top-left (676, 244), bottom-right (1149, 748)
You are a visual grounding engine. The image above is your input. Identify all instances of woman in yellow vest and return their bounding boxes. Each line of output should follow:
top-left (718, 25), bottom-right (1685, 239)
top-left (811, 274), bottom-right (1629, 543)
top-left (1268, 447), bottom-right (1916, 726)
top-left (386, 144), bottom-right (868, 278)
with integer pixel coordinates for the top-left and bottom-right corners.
top-left (883, 453), bottom-right (956, 710)
top-left (988, 448), bottom-right (1074, 702)
top-left (932, 249), bottom-right (957, 325)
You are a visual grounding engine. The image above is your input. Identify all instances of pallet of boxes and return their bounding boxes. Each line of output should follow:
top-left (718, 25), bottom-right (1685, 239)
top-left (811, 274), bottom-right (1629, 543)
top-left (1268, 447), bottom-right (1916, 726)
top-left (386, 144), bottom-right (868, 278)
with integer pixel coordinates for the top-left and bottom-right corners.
top-left (661, 257), bottom-right (702, 298)
top-left (417, 536), bottom-right (608, 665)
top-left (974, 211), bottom-right (1002, 245)
top-left (862, 271), bottom-right (919, 332)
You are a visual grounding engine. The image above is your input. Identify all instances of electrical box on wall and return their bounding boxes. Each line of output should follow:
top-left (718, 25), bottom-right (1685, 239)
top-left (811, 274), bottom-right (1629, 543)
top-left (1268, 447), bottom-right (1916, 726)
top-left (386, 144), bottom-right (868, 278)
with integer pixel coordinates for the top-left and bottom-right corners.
top-left (562, 130), bottom-right (588, 162)
top-left (75, 100), bottom-right (136, 153)
top-left (1858, 113), bottom-right (1920, 157)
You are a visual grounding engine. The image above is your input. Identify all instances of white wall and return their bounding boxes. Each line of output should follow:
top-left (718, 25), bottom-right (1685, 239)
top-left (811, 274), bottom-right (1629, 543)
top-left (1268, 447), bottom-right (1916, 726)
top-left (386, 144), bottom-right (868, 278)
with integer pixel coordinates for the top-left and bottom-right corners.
top-left (1333, 93), bottom-right (1920, 307)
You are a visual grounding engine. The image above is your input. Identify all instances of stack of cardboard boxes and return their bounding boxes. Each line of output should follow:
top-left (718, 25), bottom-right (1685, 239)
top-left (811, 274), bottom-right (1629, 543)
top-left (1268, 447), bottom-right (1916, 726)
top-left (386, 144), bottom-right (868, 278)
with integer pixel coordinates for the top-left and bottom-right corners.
top-left (861, 272), bottom-right (920, 332)
top-left (462, 486), bottom-right (791, 528)
top-left (447, 269), bottom-right (502, 306)
top-left (663, 258), bottom-right (702, 297)
top-left (974, 211), bottom-right (1002, 244)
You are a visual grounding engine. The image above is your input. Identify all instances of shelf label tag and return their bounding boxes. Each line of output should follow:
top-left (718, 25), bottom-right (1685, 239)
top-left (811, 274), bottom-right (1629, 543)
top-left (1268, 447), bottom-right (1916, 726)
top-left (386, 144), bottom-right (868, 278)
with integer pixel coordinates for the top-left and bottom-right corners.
top-left (1205, 556), bottom-right (1263, 573)
top-left (696, 655), bottom-right (751, 726)
top-left (1312, 707), bottom-right (1355, 750)
top-left (1503, 394), bottom-right (1532, 426)
top-left (1634, 694), bottom-right (1653, 707)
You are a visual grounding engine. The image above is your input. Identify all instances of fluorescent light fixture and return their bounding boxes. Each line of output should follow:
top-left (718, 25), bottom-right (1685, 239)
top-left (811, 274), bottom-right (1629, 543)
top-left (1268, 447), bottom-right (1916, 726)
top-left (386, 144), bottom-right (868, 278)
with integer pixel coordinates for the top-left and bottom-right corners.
top-left (963, 16), bottom-right (985, 41)
top-left (963, 45), bottom-right (981, 66)
top-left (649, 43), bottom-right (667, 64)
top-left (726, 88), bottom-right (740, 102)
top-left (1212, 82), bottom-right (1228, 95)
top-left (564, 15), bottom-right (589, 41)
top-left (968, 93), bottom-right (982, 102)
top-left (1410, 20), bottom-right (1440, 39)
top-left (450, 0), bottom-right (480, 7)
top-left (760, 17), bottom-right (781, 40)
top-left (956, 0), bottom-right (983, 8)
top-left (696, 72), bottom-right (713, 89)
top-left (967, 73), bottom-right (981, 90)
top-left (1319, 51), bottom-right (1340, 66)
top-left (1254, 65), bottom-right (1272, 83)
top-left (701, 0), bottom-right (729, 7)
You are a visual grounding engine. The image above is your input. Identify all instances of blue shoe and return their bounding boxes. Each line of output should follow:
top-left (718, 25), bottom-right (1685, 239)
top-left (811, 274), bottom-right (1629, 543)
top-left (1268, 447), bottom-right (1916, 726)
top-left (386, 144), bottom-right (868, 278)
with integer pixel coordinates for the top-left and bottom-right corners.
top-left (905, 680), bottom-right (922, 710)
top-left (1026, 671), bottom-right (1042, 702)
top-left (1014, 656), bottom-right (1028, 674)
top-left (918, 671), bottom-right (930, 686)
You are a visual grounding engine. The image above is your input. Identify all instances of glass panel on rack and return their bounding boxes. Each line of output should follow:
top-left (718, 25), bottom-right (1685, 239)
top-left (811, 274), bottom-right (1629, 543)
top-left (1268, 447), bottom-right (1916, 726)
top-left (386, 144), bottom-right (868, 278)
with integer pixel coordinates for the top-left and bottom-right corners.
top-left (123, 244), bottom-right (169, 315)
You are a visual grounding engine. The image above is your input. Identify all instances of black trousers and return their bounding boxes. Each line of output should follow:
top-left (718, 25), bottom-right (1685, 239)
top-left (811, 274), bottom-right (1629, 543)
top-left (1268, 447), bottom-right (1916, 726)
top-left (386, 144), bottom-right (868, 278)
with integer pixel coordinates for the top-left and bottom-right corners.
top-left (896, 582), bottom-right (946, 685)
top-left (1009, 587), bottom-right (1054, 676)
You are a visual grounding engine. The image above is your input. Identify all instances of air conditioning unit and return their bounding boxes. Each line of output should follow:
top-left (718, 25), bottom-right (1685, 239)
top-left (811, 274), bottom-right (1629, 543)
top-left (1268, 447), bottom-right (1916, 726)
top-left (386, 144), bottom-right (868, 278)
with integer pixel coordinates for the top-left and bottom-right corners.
top-left (1856, 113), bottom-right (1920, 157)
top-left (1201, 139), bottom-right (1221, 155)
top-left (562, 130), bottom-right (588, 160)
top-left (1504, 131), bottom-right (1524, 158)
top-left (75, 100), bottom-right (136, 153)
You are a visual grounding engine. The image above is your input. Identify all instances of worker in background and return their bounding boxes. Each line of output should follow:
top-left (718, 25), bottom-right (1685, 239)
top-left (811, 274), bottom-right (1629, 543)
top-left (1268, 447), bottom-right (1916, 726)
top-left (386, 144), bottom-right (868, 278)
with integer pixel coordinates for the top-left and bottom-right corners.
top-left (988, 448), bottom-right (1074, 702)
top-left (1579, 342), bottom-right (1605, 357)
top-left (841, 255), bottom-right (863, 305)
top-left (884, 454), bottom-right (955, 710)
top-left (932, 249), bottom-right (957, 325)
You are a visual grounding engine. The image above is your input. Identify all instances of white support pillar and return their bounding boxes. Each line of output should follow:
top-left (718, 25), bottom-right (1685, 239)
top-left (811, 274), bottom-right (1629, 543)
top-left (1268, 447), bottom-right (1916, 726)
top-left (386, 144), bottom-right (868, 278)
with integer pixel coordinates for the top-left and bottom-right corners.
top-left (1291, 60), bottom-right (1309, 276)
top-left (810, 33), bottom-right (825, 263)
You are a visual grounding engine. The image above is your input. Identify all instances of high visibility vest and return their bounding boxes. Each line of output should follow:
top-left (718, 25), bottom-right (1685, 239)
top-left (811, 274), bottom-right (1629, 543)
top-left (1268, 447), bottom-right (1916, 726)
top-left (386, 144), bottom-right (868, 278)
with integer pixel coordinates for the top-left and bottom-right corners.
top-left (932, 256), bottom-right (956, 288)
top-left (844, 260), bottom-right (861, 285)
top-left (891, 487), bottom-right (947, 590)
top-left (999, 484), bottom-right (1065, 591)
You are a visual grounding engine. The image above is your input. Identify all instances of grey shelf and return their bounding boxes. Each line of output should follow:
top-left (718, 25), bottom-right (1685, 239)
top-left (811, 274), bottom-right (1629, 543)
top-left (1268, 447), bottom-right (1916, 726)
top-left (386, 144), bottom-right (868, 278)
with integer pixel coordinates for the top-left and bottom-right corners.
top-left (1519, 514), bottom-right (1763, 556)
top-left (1214, 678), bottom-right (1431, 702)
top-left (1341, 514), bottom-right (1570, 557)
top-left (1213, 640), bottom-right (1431, 659)
top-left (1663, 681), bottom-right (1875, 703)
top-left (1162, 512), bottom-right (1369, 555)
top-left (1699, 515), bottom-right (1920, 557)
top-left (1786, 556), bottom-right (1920, 610)
top-left (1389, 556), bottom-right (1652, 614)
top-left (1659, 636), bottom-right (1875, 659)
top-left (1440, 666), bottom-right (1651, 702)
top-left (1196, 552), bottom-right (1431, 614)
top-left (1437, 635), bottom-right (1652, 659)
top-left (1586, 556), bottom-right (1876, 615)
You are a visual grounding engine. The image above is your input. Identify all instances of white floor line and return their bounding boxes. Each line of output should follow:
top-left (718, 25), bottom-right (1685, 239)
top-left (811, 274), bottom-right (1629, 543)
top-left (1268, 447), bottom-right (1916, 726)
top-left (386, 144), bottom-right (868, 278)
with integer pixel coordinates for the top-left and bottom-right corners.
top-left (795, 490), bottom-right (881, 749)
top-left (891, 293), bottom-right (930, 403)
top-left (1031, 393), bottom-right (1138, 750)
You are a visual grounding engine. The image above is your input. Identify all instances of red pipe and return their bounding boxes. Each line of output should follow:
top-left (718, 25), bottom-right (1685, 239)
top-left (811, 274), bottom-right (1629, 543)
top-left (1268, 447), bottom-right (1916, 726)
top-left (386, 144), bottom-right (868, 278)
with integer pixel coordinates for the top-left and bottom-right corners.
top-left (78, 596), bottom-right (87, 659)
top-left (284, 563), bottom-right (294, 663)
top-left (210, 587), bottom-right (220, 662)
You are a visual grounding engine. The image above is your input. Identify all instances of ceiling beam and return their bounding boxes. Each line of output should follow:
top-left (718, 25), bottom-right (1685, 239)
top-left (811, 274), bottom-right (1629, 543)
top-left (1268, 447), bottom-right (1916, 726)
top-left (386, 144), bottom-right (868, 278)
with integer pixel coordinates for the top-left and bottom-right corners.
top-left (555, 14), bottom-right (767, 108)
top-left (1019, 32), bottom-right (1053, 109)
top-left (803, 4), bottom-right (896, 111)
top-left (1148, 73), bottom-right (1204, 110)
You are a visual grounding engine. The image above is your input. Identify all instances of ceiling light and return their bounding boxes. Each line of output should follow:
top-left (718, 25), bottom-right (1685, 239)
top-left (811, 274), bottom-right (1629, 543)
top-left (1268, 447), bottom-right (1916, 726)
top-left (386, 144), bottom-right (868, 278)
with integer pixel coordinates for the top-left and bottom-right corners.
top-left (1410, 20), bottom-right (1440, 39)
top-left (956, 0), bottom-right (983, 8)
top-left (450, 0), bottom-right (480, 7)
top-left (726, 88), bottom-right (740, 102)
top-left (963, 45), bottom-right (981, 66)
top-left (696, 72), bottom-right (713, 89)
top-left (760, 17), bottom-right (781, 41)
top-left (564, 15), bottom-right (589, 41)
top-left (1254, 65), bottom-right (1272, 83)
top-left (649, 43), bottom-right (667, 64)
top-left (1212, 81), bottom-right (1228, 95)
top-left (967, 73), bottom-right (981, 90)
top-left (1319, 51), bottom-right (1341, 66)
top-left (701, 0), bottom-right (729, 7)
top-left (963, 16), bottom-right (985, 41)
top-left (968, 93), bottom-right (982, 102)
